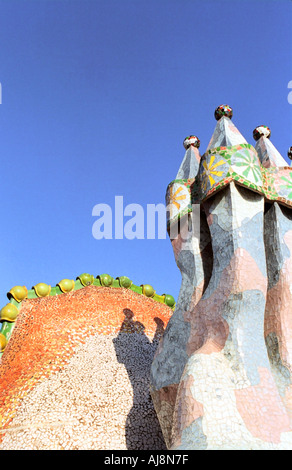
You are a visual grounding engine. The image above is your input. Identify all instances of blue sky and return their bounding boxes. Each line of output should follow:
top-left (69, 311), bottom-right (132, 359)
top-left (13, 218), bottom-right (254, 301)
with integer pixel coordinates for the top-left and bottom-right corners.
top-left (0, 0), bottom-right (291, 309)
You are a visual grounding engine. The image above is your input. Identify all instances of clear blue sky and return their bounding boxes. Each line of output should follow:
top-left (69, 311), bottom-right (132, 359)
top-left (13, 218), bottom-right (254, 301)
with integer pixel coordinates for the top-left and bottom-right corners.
top-left (0, 0), bottom-right (291, 309)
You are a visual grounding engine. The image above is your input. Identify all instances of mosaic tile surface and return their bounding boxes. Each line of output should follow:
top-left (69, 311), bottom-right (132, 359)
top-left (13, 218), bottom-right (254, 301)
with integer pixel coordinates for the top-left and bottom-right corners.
top-left (167, 120), bottom-right (292, 232)
top-left (0, 286), bottom-right (173, 449)
top-left (152, 106), bottom-right (292, 450)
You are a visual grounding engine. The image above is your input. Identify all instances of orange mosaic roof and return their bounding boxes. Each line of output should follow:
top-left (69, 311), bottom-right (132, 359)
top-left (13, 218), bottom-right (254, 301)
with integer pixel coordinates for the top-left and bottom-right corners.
top-left (0, 285), bottom-right (173, 440)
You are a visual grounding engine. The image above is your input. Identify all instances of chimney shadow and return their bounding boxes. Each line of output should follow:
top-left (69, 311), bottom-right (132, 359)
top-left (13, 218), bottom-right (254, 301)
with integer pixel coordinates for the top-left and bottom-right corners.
top-left (112, 308), bottom-right (167, 450)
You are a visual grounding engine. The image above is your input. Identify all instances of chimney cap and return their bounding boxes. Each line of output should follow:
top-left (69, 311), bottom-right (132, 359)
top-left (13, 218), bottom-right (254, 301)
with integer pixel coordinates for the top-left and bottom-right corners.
top-left (214, 104), bottom-right (233, 121)
top-left (253, 125), bottom-right (271, 141)
top-left (183, 135), bottom-right (200, 149)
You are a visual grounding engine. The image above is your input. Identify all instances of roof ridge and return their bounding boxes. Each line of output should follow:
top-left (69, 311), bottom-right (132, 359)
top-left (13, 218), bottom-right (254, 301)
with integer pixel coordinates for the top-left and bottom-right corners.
top-left (0, 273), bottom-right (176, 356)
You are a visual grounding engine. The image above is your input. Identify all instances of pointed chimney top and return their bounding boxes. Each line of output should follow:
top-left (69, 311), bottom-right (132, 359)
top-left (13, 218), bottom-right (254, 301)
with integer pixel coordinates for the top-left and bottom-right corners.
top-left (253, 126), bottom-right (287, 168)
top-left (175, 135), bottom-right (201, 180)
top-left (214, 104), bottom-right (233, 121)
top-left (207, 109), bottom-right (247, 151)
top-left (183, 135), bottom-right (200, 150)
top-left (253, 125), bottom-right (271, 141)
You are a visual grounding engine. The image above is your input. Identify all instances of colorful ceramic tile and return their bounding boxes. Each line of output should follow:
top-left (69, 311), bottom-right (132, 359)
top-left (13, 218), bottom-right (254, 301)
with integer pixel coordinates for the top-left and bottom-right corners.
top-left (151, 105), bottom-right (292, 450)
